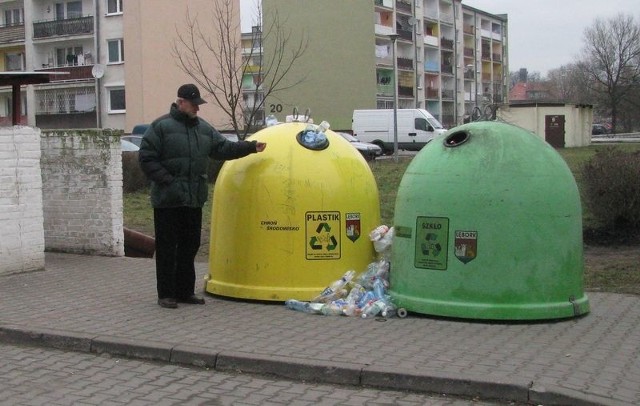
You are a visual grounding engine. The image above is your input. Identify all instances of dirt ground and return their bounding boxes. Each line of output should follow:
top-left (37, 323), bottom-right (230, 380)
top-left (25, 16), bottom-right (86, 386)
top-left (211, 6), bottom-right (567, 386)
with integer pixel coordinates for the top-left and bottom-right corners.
top-left (583, 243), bottom-right (640, 295)
top-left (584, 244), bottom-right (640, 266)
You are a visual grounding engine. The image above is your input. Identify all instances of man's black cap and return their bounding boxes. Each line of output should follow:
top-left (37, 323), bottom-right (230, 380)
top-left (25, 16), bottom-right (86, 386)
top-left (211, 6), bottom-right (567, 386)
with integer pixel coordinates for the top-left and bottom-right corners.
top-left (177, 83), bottom-right (207, 105)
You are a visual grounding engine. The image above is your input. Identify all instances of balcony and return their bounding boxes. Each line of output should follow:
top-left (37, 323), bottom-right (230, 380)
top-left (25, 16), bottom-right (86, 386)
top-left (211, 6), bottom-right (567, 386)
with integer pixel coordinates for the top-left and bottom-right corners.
top-left (424, 35), bottom-right (438, 47)
top-left (395, 0), bottom-right (412, 14)
top-left (441, 89), bottom-right (454, 100)
top-left (426, 87), bottom-right (439, 99)
top-left (397, 57), bottom-right (413, 70)
top-left (440, 37), bottom-right (454, 50)
top-left (374, 0), bottom-right (393, 8)
top-left (375, 23), bottom-right (394, 36)
top-left (441, 64), bottom-right (453, 75)
top-left (397, 28), bottom-right (412, 41)
top-left (376, 84), bottom-right (394, 97)
top-left (398, 86), bottom-right (413, 97)
top-left (37, 65), bottom-right (95, 82)
top-left (424, 61), bottom-right (439, 72)
top-left (492, 53), bottom-right (502, 62)
top-left (0, 23), bottom-right (25, 44)
top-left (33, 16), bottom-right (94, 39)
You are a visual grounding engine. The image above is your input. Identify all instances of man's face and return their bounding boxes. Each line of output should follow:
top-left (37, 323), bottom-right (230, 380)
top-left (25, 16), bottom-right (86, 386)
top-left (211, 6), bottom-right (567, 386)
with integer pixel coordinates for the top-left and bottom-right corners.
top-left (177, 98), bottom-right (200, 118)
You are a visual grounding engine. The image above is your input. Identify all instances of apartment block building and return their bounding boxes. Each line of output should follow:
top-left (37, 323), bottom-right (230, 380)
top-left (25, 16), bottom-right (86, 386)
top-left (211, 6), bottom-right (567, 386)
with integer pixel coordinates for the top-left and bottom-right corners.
top-left (0, 0), bottom-right (232, 132)
top-left (260, 0), bottom-right (507, 130)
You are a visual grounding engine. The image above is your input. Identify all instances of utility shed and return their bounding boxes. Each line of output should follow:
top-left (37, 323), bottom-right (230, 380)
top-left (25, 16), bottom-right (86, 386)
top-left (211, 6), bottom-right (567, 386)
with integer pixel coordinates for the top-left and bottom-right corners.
top-left (497, 102), bottom-right (593, 148)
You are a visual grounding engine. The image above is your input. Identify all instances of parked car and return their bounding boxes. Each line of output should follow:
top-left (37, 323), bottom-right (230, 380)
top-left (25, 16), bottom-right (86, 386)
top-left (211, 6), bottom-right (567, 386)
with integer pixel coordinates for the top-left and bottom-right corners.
top-left (121, 139), bottom-right (140, 151)
top-left (591, 124), bottom-right (609, 136)
top-left (122, 124), bottom-right (150, 147)
top-left (122, 135), bottom-right (143, 147)
top-left (336, 132), bottom-right (383, 161)
top-left (131, 124), bottom-right (150, 135)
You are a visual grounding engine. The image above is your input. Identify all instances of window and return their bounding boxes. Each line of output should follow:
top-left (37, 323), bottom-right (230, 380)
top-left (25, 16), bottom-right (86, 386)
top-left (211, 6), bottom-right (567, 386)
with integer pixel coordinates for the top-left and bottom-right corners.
top-left (109, 88), bottom-right (126, 112)
top-left (56, 46), bottom-right (83, 66)
top-left (107, 0), bottom-right (123, 14)
top-left (107, 39), bottom-right (124, 63)
top-left (35, 87), bottom-right (95, 114)
top-left (5, 53), bottom-right (24, 71)
top-left (67, 1), bottom-right (83, 18)
top-left (55, 1), bottom-right (82, 19)
top-left (4, 8), bottom-right (24, 26)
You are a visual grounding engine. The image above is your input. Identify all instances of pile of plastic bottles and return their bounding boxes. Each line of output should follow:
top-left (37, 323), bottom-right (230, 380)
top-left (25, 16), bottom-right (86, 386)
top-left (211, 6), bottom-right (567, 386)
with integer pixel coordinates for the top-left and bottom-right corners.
top-left (285, 225), bottom-right (407, 319)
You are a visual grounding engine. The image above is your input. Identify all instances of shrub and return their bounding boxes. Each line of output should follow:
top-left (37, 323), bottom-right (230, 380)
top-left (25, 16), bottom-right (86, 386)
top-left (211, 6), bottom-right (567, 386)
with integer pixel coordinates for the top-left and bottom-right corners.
top-left (582, 147), bottom-right (640, 233)
top-left (122, 151), bottom-right (149, 193)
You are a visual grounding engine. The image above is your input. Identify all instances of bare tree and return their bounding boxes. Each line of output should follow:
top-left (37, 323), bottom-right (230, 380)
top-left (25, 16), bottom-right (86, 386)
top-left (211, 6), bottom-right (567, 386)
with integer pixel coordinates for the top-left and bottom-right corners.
top-left (580, 13), bottom-right (640, 133)
top-left (546, 64), bottom-right (592, 104)
top-left (172, 0), bottom-right (307, 139)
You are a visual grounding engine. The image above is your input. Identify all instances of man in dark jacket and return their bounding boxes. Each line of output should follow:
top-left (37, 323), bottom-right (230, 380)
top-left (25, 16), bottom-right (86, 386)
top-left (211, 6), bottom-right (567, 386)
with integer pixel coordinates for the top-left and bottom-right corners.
top-left (139, 83), bottom-right (266, 309)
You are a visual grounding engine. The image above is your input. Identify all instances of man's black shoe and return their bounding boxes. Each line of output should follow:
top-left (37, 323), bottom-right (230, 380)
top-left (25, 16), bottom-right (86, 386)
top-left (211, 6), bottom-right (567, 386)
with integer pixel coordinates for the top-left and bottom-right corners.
top-left (178, 295), bottom-right (205, 305)
top-left (158, 298), bottom-right (178, 309)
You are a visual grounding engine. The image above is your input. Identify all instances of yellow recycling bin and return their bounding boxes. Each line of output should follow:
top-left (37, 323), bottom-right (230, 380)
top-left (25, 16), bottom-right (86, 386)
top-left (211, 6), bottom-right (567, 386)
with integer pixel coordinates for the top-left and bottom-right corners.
top-left (205, 122), bottom-right (381, 301)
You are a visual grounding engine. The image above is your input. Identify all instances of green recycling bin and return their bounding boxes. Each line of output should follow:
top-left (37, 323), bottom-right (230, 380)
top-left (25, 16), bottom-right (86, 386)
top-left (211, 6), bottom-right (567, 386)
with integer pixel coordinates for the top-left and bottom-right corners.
top-left (389, 121), bottom-right (590, 320)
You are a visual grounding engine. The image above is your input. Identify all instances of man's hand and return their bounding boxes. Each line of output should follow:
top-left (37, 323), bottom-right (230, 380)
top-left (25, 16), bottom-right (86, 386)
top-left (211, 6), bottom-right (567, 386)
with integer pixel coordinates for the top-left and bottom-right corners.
top-left (255, 142), bottom-right (267, 152)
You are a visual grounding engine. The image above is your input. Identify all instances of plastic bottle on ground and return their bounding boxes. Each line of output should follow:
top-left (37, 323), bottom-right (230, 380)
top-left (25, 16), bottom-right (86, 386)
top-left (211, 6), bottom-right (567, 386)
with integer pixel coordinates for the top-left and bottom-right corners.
top-left (361, 299), bottom-right (386, 318)
top-left (357, 290), bottom-right (376, 308)
top-left (372, 277), bottom-right (387, 300)
top-left (285, 299), bottom-right (321, 314)
top-left (381, 302), bottom-right (397, 318)
top-left (312, 270), bottom-right (356, 303)
top-left (321, 299), bottom-right (347, 316)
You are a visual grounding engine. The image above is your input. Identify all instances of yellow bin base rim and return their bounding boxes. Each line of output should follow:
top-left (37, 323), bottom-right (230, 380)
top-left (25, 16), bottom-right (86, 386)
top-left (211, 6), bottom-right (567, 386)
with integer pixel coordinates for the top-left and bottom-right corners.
top-left (206, 279), bottom-right (324, 302)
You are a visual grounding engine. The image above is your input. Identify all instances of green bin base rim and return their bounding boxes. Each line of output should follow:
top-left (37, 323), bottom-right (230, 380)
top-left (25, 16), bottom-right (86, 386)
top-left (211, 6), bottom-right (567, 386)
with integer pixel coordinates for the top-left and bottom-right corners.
top-left (389, 291), bottom-right (590, 321)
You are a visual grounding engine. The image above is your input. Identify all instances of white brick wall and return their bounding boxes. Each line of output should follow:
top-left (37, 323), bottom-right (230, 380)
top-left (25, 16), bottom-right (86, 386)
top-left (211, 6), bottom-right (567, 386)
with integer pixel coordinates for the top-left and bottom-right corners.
top-left (0, 126), bottom-right (45, 275)
top-left (40, 130), bottom-right (125, 257)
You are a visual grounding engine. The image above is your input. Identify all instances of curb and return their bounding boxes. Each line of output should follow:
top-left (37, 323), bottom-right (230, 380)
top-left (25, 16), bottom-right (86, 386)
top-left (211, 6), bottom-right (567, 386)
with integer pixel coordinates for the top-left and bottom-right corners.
top-left (0, 324), bottom-right (623, 405)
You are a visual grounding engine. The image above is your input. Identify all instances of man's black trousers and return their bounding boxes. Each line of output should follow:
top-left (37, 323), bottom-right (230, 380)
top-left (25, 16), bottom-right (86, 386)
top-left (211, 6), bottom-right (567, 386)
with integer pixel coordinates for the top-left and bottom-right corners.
top-left (153, 207), bottom-right (202, 300)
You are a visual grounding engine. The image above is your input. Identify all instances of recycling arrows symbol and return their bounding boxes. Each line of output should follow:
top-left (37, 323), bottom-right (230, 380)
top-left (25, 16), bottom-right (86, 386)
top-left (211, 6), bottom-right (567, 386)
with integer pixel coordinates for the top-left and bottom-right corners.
top-left (309, 222), bottom-right (338, 251)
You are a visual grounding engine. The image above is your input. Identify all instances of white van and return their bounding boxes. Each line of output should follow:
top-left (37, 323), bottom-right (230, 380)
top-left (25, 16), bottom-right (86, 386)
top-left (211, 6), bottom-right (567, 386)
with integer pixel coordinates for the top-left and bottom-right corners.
top-left (352, 109), bottom-right (447, 154)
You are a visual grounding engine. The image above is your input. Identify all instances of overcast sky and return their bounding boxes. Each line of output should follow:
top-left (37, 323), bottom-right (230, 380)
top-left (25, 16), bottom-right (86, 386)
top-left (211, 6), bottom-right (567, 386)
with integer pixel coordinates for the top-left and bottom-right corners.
top-left (463, 0), bottom-right (638, 76)
top-left (240, 0), bottom-right (639, 78)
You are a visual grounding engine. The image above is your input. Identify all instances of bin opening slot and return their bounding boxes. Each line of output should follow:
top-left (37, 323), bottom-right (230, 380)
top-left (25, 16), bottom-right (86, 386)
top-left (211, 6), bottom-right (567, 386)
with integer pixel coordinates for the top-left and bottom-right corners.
top-left (444, 131), bottom-right (470, 148)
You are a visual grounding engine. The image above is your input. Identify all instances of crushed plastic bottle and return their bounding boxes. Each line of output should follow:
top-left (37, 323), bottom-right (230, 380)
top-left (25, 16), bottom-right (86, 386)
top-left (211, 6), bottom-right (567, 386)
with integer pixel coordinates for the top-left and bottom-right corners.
top-left (357, 290), bottom-right (376, 308)
top-left (372, 277), bottom-right (387, 300)
top-left (285, 299), bottom-right (323, 314)
top-left (342, 283), bottom-right (365, 317)
top-left (356, 260), bottom-right (389, 290)
top-left (321, 299), bottom-right (347, 316)
top-left (312, 270), bottom-right (356, 303)
top-left (369, 225), bottom-right (389, 241)
top-left (317, 120), bottom-right (330, 133)
top-left (265, 114), bottom-right (278, 127)
top-left (300, 122), bottom-right (328, 149)
top-left (361, 299), bottom-right (386, 318)
top-left (373, 226), bottom-right (394, 254)
top-left (381, 302), bottom-right (397, 318)
top-left (345, 283), bottom-right (365, 304)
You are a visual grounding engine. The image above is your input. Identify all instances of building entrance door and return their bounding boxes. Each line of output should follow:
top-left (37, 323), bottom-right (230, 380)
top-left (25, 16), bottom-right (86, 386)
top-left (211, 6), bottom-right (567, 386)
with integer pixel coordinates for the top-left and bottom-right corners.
top-left (545, 115), bottom-right (565, 148)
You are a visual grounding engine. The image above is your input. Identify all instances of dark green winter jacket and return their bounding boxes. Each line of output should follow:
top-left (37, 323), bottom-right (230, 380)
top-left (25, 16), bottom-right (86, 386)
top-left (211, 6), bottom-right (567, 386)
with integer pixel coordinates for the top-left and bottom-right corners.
top-left (138, 103), bottom-right (258, 208)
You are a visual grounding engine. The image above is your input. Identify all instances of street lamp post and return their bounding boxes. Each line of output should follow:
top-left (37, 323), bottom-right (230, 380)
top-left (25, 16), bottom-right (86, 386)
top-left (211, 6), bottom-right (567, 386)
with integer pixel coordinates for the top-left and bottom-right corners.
top-left (389, 33), bottom-right (399, 163)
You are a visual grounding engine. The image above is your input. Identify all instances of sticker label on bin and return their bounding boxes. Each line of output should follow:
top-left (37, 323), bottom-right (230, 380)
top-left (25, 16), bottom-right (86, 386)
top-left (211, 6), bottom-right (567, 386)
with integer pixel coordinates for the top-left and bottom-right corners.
top-left (454, 230), bottom-right (477, 264)
top-left (306, 211), bottom-right (341, 260)
top-left (345, 212), bottom-right (361, 242)
top-left (415, 216), bottom-right (449, 270)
